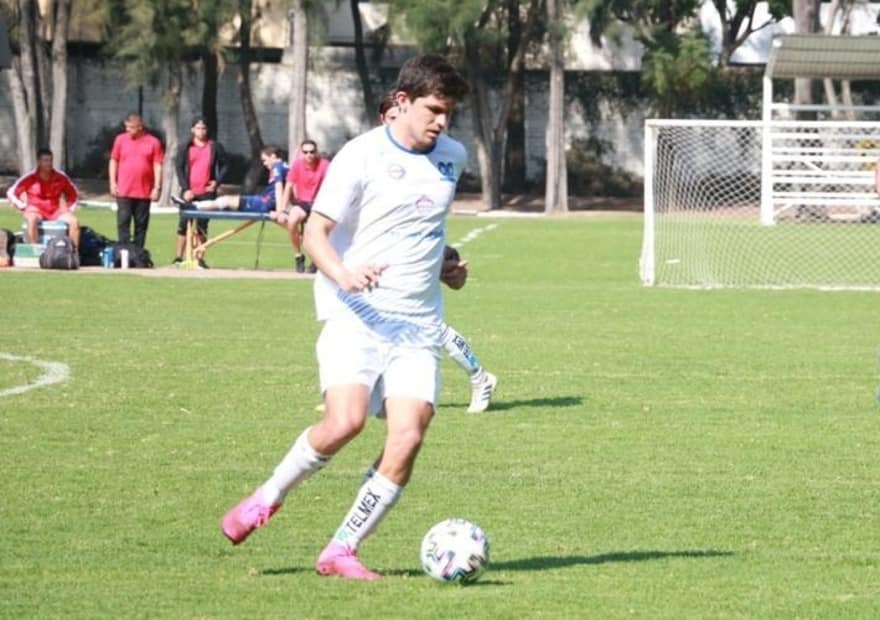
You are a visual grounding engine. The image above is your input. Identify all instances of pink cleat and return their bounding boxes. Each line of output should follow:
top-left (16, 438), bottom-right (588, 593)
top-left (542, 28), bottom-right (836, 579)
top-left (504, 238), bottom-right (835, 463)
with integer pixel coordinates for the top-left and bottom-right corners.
top-left (221, 488), bottom-right (281, 545)
top-left (316, 542), bottom-right (381, 581)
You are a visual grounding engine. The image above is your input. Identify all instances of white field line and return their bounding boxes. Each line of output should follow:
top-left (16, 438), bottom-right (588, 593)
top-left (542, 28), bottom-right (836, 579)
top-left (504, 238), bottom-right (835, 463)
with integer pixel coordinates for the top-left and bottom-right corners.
top-left (450, 223), bottom-right (499, 250)
top-left (0, 353), bottom-right (71, 398)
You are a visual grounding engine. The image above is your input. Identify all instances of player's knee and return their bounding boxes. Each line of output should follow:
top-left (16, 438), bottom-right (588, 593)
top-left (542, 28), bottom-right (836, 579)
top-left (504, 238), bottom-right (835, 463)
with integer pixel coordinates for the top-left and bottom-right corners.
top-left (323, 408), bottom-right (367, 441)
top-left (390, 426), bottom-right (425, 457)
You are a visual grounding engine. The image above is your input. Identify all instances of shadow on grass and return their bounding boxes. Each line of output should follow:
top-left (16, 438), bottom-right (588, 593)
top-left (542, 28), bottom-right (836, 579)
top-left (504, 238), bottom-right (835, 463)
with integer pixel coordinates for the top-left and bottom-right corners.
top-left (492, 549), bottom-right (734, 571)
top-left (443, 395), bottom-right (584, 412)
top-left (261, 550), bottom-right (731, 579)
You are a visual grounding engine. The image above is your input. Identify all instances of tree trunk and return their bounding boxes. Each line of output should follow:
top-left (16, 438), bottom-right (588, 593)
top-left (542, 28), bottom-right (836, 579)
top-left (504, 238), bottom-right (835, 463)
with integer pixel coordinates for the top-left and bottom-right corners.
top-left (544, 0), bottom-right (568, 214)
top-left (464, 37), bottom-right (502, 211)
top-left (160, 62), bottom-right (182, 206)
top-left (503, 0), bottom-right (527, 194)
top-left (287, 0), bottom-right (308, 155)
top-left (49, 0), bottom-right (70, 167)
top-left (237, 0), bottom-right (264, 191)
top-left (793, 0), bottom-right (820, 120)
top-left (34, 5), bottom-right (50, 146)
top-left (201, 49), bottom-right (219, 138)
top-left (6, 63), bottom-right (37, 172)
top-left (350, 0), bottom-right (374, 124)
top-left (16, 0), bottom-right (41, 162)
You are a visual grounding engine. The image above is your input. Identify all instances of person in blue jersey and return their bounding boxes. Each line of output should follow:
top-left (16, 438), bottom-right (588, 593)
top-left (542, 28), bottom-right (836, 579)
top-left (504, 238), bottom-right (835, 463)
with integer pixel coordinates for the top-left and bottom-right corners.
top-left (220, 54), bottom-right (470, 581)
top-left (173, 145), bottom-right (287, 215)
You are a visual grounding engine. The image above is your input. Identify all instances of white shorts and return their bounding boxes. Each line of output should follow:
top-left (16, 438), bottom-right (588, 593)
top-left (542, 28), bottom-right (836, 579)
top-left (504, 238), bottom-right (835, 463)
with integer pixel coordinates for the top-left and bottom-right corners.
top-left (316, 319), bottom-right (441, 415)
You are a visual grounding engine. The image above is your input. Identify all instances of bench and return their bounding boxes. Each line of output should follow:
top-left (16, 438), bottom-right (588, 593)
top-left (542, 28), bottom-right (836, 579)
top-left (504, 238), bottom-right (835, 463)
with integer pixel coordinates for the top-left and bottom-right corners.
top-left (181, 210), bottom-right (275, 268)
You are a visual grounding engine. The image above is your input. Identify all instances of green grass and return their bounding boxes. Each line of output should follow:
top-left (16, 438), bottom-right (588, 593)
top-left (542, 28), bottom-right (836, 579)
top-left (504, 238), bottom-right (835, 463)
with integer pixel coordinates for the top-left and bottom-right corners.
top-left (2, 205), bottom-right (880, 618)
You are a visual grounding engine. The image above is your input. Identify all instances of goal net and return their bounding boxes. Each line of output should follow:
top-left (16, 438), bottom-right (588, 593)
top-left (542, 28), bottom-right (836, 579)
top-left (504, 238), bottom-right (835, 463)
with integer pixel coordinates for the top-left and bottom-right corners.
top-left (640, 119), bottom-right (880, 290)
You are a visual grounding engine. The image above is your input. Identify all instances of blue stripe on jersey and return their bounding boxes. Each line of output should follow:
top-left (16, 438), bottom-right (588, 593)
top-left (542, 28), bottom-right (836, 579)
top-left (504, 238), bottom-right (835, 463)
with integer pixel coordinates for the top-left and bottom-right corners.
top-left (384, 125), bottom-right (437, 156)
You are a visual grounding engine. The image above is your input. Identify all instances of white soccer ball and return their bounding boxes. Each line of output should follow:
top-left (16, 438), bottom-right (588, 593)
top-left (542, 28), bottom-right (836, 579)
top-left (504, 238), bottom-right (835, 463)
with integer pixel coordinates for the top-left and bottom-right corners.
top-left (420, 518), bottom-right (490, 584)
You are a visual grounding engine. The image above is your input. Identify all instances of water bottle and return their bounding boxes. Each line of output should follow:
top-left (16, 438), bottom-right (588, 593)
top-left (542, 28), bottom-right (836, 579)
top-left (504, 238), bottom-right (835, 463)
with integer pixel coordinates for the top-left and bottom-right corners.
top-left (102, 247), bottom-right (114, 269)
top-left (120, 248), bottom-right (130, 269)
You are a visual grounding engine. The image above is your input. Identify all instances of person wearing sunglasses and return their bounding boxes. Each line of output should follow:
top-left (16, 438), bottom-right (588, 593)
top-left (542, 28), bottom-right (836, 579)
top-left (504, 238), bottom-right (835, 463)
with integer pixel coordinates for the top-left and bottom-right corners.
top-left (279, 139), bottom-right (329, 273)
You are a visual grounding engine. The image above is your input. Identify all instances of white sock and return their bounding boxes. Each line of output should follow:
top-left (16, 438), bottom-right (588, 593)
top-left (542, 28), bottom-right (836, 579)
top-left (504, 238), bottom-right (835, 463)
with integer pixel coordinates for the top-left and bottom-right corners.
top-left (261, 427), bottom-right (331, 505)
top-left (442, 323), bottom-right (484, 383)
top-left (331, 471), bottom-right (402, 550)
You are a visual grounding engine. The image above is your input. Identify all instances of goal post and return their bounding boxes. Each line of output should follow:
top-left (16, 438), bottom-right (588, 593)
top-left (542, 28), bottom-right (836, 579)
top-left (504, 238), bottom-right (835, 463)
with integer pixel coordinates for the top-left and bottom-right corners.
top-left (640, 119), bottom-right (880, 290)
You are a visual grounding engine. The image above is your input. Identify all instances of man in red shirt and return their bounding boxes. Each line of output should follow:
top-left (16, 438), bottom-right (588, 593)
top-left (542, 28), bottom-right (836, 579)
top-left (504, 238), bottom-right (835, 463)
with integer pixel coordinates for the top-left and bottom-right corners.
top-left (172, 117), bottom-right (228, 267)
top-left (278, 139), bottom-right (329, 272)
top-left (7, 148), bottom-right (81, 248)
top-left (108, 113), bottom-right (164, 248)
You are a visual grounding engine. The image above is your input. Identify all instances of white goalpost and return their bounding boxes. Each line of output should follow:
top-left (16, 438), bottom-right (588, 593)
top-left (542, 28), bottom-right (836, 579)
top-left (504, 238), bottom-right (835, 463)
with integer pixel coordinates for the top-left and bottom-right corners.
top-left (640, 35), bottom-right (880, 291)
top-left (640, 119), bottom-right (880, 289)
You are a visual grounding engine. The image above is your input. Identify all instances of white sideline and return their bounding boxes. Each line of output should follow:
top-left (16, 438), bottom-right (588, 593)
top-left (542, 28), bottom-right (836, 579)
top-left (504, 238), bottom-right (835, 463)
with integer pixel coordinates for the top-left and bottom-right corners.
top-left (450, 223), bottom-right (499, 250)
top-left (0, 353), bottom-right (71, 398)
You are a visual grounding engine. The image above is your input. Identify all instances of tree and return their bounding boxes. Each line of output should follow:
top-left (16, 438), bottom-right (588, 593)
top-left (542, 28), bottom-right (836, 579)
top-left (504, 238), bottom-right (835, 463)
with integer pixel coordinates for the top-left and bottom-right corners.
top-left (503, 0), bottom-right (528, 194)
top-left (792, 0), bottom-right (820, 119)
top-left (712, 0), bottom-right (789, 68)
top-left (235, 0), bottom-right (266, 190)
top-left (192, 0), bottom-right (236, 138)
top-left (285, 0), bottom-right (309, 156)
top-left (393, 0), bottom-right (543, 210)
top-left (349, 0), bottom-right (375, 122)
top-left (48, 0), bottom-right (70, 165)
top-left (544, 0), bottom-right (567, 213)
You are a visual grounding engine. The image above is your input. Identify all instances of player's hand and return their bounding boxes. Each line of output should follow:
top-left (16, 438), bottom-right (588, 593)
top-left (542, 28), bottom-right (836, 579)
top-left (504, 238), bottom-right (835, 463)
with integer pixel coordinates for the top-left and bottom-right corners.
top-left (205, 181), bottom-right (218, 193)
top-left (441, 259), bottom-right (468, 289)
top-left (109, 182), bottom-right (117, 197)
top-left (341, 263), bottom-right (388, 293)
top-left (150, 187), bottom-right (160, 202)
top-left (183, 190), bottom-right (195, 201)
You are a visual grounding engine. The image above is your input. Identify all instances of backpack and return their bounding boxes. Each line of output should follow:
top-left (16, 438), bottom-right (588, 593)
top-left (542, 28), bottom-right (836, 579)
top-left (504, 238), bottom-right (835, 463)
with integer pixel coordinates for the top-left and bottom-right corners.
top-left (39, 235), bottom-right (80, 270)
top-left (78, 226), bottom-right (115, 267)
top-left (0, 228), bottom-right (14, 267)
top-left (112, 243), bottom-right (154, 268)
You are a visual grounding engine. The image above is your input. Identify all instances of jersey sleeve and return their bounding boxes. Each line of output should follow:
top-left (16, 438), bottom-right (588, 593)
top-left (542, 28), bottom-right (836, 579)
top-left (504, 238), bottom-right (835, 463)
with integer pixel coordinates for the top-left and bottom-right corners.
top-left (310, 143), bottom-right (363, 223)
top-left (151, 138), bottom-right (165, 164)
top-left (6, 173), bottom-right (35, 210)
top-left (110, 135), bottom-right (122, 161)
top-left (60, 174), bottom-right (80, 211)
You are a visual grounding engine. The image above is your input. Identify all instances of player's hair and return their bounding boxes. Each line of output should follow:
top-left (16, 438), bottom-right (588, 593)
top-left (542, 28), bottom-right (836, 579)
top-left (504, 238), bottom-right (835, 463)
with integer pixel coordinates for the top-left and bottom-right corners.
top-left (260, 144), bottom-right (283, 159)
top-left (300, 139), bottom-right (317, 150)
top-left (377, 90), bottom-right (397, 122)
top-left (36, 147), bottom-right (53, 159)
top-left (395, 54), bottom-right (469, 103)
top-left (124, 112), bottom-right (143, 124)
top-left (191, 116), bottom-right (209, 129)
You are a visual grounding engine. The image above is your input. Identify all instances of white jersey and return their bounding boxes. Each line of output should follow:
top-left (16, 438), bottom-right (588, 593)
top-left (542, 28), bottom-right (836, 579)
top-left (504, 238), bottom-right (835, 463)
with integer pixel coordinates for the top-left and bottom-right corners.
top-left (311, 125), bottom-right (467, 346)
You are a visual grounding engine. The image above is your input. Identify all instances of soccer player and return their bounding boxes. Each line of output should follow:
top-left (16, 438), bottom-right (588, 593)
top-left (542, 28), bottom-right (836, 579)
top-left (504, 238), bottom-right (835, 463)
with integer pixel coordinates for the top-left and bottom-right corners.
top-left (174, 145), bottom-right (287, 216)
top-left (279, 139), bottom-right (329, 273)
top-left (379, 93), bottom-right (498, 413)
top-left (220, 54), bottom-right (470, 580)
top-left (7, 148), bottom-right (81, 249)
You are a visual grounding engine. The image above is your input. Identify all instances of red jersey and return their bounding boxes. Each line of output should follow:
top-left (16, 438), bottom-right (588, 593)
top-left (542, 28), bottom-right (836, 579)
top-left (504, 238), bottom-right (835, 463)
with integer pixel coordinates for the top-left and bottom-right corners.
top-left (187, 141), bottom-right (213, 195)
top-left (6, 168), bottom-right (79, 218)
top-left (286, 157), bottom-right (329, 203)
top-left (111, 131), bottom-right (164, 199)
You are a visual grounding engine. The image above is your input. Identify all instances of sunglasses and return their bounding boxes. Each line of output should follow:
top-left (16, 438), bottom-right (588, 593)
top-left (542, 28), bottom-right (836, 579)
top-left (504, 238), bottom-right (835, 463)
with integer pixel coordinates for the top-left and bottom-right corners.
top-left (302, 149), bottom-right (316, 154)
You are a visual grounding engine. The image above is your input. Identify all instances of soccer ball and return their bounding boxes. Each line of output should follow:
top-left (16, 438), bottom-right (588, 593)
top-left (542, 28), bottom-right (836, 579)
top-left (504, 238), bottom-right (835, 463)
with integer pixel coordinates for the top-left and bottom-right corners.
top-left (420, 518), bottom-right (490, 584)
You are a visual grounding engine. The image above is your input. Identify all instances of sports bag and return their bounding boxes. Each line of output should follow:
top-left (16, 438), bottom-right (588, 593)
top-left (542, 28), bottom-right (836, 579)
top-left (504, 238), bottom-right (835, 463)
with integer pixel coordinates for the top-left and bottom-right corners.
top-left (112, 243), bottom-right (154, 268)
top-left (39, 235), bottom-right (80, 270)
top-left (78, 226), bottom-right (115, 267)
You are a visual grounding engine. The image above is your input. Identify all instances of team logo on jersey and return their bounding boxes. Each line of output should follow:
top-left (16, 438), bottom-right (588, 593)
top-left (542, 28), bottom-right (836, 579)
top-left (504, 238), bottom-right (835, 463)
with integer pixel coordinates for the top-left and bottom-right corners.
top-left (415, 195), bottom-right (436, 213)
top-left (387, 163), bottom-right (406, 180)
top-left (436, 161), bottom-right (455, 181)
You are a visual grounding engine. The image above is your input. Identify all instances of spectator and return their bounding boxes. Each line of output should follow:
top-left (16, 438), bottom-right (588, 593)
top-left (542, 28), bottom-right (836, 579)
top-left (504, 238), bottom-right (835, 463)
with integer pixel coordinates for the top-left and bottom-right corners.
top-left (108, 113), bottom-right (164, 248)
top-left (173, 145), bottom-right (287, 217)
top-left (279, 139), bottom-right (329, 273)
top-left (173, 117), bottom-right (229, 268)
top-left (7, 147), bottom-right (81, 249)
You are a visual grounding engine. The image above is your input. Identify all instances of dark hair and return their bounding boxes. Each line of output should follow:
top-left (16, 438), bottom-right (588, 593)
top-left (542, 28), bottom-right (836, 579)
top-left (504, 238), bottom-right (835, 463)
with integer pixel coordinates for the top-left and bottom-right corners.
top-left (191, 116), bottom-right (209, 129)
top-left (300, 139), bottom-right (317, 150)
top-left (377, 91), bottom-right (397, 121)
top-left (125, 112), bottom-right (143, 123)
top-left (37, 147), bottom-right (53, 159)
top-left (395, 54), bottom-right (469, 103)
top-left (260, 144), bottom-right (283, 159)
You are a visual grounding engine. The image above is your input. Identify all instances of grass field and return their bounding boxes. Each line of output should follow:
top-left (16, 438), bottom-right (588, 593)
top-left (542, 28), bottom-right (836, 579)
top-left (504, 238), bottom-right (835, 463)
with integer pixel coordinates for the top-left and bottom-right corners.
top-left (2, 206), bottom-right (880, 618)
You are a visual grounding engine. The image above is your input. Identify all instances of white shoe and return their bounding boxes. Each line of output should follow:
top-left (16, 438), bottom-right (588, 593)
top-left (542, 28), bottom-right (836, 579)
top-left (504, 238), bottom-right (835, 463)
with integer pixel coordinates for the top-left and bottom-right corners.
top-left (467, 372), bottom-right (497, 413)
